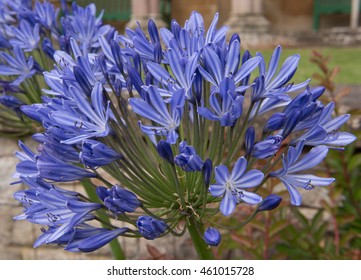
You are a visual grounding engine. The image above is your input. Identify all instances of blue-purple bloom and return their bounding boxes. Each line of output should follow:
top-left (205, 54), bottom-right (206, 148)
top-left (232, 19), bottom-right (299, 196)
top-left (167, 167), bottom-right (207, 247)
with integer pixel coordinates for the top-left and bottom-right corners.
top-left (7, 20), bottom-right (40, 51)
top-left (198, 77), bottom-right (244, 126)
top-left (270, 141), bottom-right (335, 205)
top-left (0, 46), bottom-right (36, 85)
top-left (129, 86), bottom-right (185, 144)
top-left (209, 157), bottom-right (264, 216)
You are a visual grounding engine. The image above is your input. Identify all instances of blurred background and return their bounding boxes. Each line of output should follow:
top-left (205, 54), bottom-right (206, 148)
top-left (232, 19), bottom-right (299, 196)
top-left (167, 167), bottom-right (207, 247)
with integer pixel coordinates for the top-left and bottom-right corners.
top-left (0, 0), bottom-right (360, 260)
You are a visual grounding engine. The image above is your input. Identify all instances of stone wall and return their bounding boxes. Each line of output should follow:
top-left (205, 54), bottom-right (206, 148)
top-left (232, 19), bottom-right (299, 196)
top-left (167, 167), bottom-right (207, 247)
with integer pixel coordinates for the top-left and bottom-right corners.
top-left (0, 137), bottom-right (196, 260)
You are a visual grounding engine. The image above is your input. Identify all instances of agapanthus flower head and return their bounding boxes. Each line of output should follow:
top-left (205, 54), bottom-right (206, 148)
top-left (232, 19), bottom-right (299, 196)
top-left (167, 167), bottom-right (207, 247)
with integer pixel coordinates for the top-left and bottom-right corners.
top-left (8, 8), bottom-right (355, 258)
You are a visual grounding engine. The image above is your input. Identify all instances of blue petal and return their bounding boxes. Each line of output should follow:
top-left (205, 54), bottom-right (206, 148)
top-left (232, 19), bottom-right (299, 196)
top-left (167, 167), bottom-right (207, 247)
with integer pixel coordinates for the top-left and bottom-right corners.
top-left (220, 189), bottom-right (236, 216)
top-left (265, 45), bottom-right (282, 85)
top-left (240, 191), bottom-right (262, 205)
top-left (236, 170), bottom-right (264, 189)
top-left (209, 184), bottom-right (225, 197)
top-left (288, 145), bottom-right (328, 173)
top-left (230, 157), bottom-right (247, 182)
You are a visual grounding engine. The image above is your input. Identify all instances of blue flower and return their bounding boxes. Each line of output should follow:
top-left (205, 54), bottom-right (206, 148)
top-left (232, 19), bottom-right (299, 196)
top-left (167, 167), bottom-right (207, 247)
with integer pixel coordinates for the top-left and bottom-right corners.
top-left (209, 157), bottom-right (264, 216)
top-left (96, 185), bottom-right (141, 214)
top-left (61, 3), bottom-right (114, 54)
top-left (257, 194), bottom-right (282, 212)
top-left (270, 141), bottom-right (335, 205)
top-left (137, 216), bottom-right (168, 240)
top-left (292, 102), bottom-right (356, 147)
top-left (251, 135), bottom-right (283, 159)
top-left (79, 140), bottom-right (122, 169)
top-left (50, 83), bottom-right (112, 144)
top-left (7, 20), bottom-right (40, 51)
top-left (0, 46), bottom-right (36, 85)
top-left (198, 77), bottom-right (244, 126)
top-left (146, 50), bottom-right (199, 100)
top-left (198, 44), bottom-right (261, 89)
top-left (129, 86), bottom-right (185, 144)
top-left (174, 141), bottom-right (203, 172)
top-left (204, 227), bottom-right (221, 246)
top-left (36, 150), bottom-right (96, 182)
top-left (14, 184), bottom-right (101, 245)
top-left (34, 1), bottom-right (59, 34)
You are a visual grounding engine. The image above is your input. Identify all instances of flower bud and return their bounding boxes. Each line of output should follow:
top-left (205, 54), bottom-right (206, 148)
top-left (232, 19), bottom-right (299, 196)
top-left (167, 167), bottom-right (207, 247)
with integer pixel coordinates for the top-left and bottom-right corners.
top-left (202, 159), bottom-right (213, 187)
top-left (137, 216), bottom-right (168, 240)
top-left (80, 140), bottom-right (122, 169)
top-left (204, 227), bottom-right (221, 246)
top-left (264, 113), bottom-right (286, 132)
top-left (245, 126), bottom-right (255, 156)
top-left (96, 185), bottom-right (141, 214)
top-left (156, 140), bottom-right (174, 165)
top-left (110, 40), bottom-right (124, 73)
top-left (252, 135), bottom-right (283, 159)
top-left (256, 194), bottom-right (282, 212)
top-left (174, 141), bottom-right (203, 171)
top-left (73, 66), bottom-right (92, 96)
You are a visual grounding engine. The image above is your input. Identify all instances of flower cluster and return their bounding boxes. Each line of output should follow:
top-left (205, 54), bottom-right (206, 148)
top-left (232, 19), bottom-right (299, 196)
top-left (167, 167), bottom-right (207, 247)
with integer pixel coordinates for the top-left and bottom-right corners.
top-left (11, 6), bottom-right (355, 258)
top-left (0, 0), bottom-right (114, 136)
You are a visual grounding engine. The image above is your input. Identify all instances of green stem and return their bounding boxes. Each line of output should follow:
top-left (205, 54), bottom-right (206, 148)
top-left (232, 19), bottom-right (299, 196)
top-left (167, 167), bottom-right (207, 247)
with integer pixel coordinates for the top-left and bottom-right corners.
top-left (187, 217), bottom-right (215, 260)
top-left (82, 179), bottom-right (126, 260)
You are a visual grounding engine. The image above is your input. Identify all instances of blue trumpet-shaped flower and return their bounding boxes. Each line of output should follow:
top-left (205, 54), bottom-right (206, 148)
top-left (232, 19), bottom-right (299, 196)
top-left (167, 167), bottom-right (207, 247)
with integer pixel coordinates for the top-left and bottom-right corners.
top-left (292, 102), bottom-right (356, 147)
top-left (14, 184), bottom-right (101, 245)
top-left (270, 141), bottom-right (335, 205)
top-left (50, 83), bottom-right (111, 144)
top-left (198, 43), bottom-right (261, 89)
top-left (209, 157), bottom-right (264, 216)
top-left (7, 20), bottom-right (40, 52)
top-left (198, 77), bottom-right (244, 126)
top-left (0, 46), bottom-right (36, 85)
top-left (129, 86), bottom-right (185, 144)
top-left (137, 216), bottom-right (168, 240)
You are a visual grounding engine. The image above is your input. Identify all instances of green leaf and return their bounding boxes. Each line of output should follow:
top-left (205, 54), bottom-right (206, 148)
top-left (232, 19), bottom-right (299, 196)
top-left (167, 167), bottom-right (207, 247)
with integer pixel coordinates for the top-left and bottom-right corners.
top-left (347, 153), bottom-right (361, 171)
top-left (269, 220), bottom-right (290, 237)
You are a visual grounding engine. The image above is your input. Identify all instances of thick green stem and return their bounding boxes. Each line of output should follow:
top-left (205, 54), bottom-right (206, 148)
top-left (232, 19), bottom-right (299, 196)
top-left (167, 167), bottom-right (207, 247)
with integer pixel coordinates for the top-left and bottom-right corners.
top-left (187, 217), bottom-right (215, 260)
top-left (82, 179), bottom-right (126, 260)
